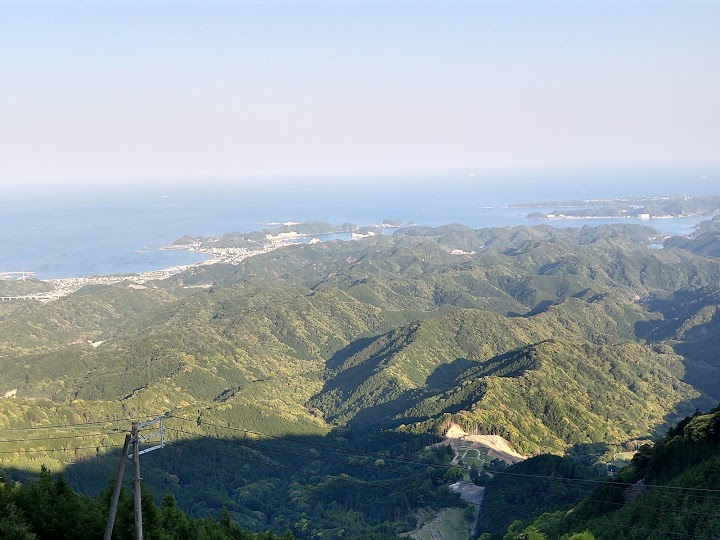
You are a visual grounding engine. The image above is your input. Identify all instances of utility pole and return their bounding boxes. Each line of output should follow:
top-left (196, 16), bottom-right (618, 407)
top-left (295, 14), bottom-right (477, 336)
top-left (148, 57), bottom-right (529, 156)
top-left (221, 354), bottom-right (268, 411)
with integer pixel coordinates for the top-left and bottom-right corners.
top-left (104, 434), bottom-right (131, 540)
top-left (102, 416), bottom-right (165, 540)
top-left (129, 415), bottom-right (165, 540)
top-left (132, 422), bottom-right (143, 540)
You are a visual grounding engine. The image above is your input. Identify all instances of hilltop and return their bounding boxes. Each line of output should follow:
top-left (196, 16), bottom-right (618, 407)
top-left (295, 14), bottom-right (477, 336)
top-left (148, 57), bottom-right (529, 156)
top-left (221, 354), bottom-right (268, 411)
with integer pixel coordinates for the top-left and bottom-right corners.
top-left (1, 221), bottom-right (720, 538)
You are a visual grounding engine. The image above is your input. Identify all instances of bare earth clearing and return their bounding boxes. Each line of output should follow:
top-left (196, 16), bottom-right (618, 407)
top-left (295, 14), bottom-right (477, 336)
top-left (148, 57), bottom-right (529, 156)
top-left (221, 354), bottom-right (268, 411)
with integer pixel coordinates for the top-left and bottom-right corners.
top-left (414, 424), bottom-right (525, 539)
top-left (443, 424), bottom-right (526, 465)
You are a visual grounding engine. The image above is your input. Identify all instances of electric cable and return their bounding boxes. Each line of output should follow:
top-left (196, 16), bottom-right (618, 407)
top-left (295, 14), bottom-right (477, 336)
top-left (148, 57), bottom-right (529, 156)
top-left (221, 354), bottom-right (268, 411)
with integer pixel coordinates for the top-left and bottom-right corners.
top-left (4, 423), bottom-right (716, 538)
top-left (167, 427), bottom-right (443, 480)
top-left (1, 416), bottom-right (156, 431)
top-left (166, 426), bottom-right (720, 520)
top-left (0, 442), bottom-right (126, 454)
top-left (167, 437), bottom-right (718, 540)
top-left (0, 431), bottom-right (118, 442)
top-left (169, 415), bottom-right (720, 499)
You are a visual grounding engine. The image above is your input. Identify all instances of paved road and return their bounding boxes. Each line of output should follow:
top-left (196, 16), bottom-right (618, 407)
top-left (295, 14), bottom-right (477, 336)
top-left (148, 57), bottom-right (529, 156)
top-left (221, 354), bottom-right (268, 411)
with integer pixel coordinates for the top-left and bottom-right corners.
top-left (450, 481), bottom-right (484, 537)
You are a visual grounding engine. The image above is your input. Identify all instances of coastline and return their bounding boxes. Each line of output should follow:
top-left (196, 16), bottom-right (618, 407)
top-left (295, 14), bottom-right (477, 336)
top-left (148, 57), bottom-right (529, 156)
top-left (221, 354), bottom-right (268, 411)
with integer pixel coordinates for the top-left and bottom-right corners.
top-left (2, 239), bottom-right (294, 302)
top-left (1, 209), bottom-right (714, 303)
top-left (0, 221), bottom-right (395, 301)
top-left (0, 222), bottom-right (390, 302)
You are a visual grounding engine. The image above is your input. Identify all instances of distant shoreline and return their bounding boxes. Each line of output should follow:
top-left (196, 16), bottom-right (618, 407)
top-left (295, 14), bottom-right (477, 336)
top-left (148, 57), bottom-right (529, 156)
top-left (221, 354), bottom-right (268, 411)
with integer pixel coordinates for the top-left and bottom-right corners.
top-left (1, 238), bottom-right (298, 302)
top-left (0, 223), bottom-right (388, 301)
top-left (2, 203), bottom-right (715, 292)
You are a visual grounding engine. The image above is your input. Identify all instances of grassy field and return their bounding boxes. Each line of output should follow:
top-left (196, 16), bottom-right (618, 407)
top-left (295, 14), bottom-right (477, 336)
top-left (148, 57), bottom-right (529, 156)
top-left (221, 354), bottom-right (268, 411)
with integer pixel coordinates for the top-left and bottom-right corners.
top-left (608, 450), bottom-right (637, 470)
top-left (455, 443), bottom-right (492, 469)
top-left (406, 508), bottom-right (470, 540)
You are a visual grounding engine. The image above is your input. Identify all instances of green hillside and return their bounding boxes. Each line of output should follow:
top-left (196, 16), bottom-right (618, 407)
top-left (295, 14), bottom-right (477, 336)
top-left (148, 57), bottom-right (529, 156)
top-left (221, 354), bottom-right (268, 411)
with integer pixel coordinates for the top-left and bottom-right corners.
top-left (1, 222), bottom-right (720, 538)
top-left (310, 303), bottom-right (701, 453)
top-left (502, 406), bottom-right (720, 540)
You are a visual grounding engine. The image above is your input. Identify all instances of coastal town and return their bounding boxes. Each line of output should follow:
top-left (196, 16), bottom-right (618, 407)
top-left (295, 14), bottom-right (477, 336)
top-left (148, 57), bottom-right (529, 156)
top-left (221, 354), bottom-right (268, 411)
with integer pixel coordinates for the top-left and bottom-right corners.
top-left (0, 238), bottom-right (292, 302)
top-left (0, 220), bottom-right (407, 302)
top-left (2, 201), bottom-right (717, 304)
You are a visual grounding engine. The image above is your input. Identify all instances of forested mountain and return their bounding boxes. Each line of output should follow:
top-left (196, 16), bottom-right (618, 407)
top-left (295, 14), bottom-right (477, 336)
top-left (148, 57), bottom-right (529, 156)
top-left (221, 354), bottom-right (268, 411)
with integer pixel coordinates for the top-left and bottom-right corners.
top-left (665, 216), bottom-right (720, 258)
top-left (472, 454), bottom-right (603, 538)
top-left (309, 305), bottom-right (699, 452)
top-left (0, 466), bottom-right (294, 540)
top-left (499, 405), bottom-right (720, 540)
top-left (1, 222), bottom-right (720, 538)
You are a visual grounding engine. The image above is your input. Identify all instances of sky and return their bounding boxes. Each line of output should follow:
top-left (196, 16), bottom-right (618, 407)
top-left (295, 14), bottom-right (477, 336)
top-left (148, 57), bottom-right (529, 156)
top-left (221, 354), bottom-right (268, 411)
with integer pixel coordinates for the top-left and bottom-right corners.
top-left (0, 0), bottom-right (718, 190)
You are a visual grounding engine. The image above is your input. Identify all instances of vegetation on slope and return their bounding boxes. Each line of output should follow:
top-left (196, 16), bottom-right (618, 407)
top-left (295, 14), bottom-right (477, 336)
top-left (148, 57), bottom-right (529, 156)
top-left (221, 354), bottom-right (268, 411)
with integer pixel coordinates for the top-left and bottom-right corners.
top-left (503, 405), bottom-right (720, 540)
top-left (1, 222), bottom-right (720, 537)
top-left (473, 454), bottom-right (602, 538)
top-left (310, 302), bottom-right (702, 453)
top-left (0, 466), bottom-right (294, 540)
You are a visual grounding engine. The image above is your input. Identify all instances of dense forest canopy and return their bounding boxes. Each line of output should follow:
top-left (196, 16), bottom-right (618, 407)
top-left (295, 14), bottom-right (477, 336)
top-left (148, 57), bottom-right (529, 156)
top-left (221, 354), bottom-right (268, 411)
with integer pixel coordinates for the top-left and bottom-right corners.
top-left (1, 221), bottom-right (720, 538)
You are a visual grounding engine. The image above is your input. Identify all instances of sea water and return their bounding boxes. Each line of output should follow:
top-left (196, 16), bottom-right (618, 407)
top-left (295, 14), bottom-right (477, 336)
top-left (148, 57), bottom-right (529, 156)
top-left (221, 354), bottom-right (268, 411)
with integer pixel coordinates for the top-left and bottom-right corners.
top-left (1, 172), bottom-right (715, 279)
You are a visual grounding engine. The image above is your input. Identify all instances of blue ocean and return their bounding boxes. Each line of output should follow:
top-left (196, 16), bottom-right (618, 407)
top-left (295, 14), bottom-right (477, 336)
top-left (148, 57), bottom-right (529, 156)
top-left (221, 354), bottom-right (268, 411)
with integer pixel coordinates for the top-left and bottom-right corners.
top-left (1, 170), bottom-right (716, 279)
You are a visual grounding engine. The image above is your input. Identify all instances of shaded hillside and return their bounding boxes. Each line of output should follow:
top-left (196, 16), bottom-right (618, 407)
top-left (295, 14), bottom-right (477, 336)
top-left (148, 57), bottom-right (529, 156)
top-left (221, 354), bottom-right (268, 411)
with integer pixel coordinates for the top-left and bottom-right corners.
top-left (474, 454), bottom-right (602, 538)
top-left (637, 285), bottom-right (720, 400)
top-left (1, 223), bottom-right (720, 538)
top-left (0, 466), bottom-right (295, 540)
top-left (309, 300), bottom-right (703, 453)
top-left (509, 406), bottom-right (720, 540)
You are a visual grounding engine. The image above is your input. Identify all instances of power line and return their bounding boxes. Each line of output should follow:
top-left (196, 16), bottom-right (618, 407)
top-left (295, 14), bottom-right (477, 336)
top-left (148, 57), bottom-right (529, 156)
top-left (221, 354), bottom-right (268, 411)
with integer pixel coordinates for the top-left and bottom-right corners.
top-left (168, 415), bottom-right (720, 498)
top-left (169, 439), bottom-right (505, 510)
top-left (482, 483), bottom-right (720, 520)
top-left (0, 442), bottom-right (125, 455)
top-left (1, 416), bottom-right (156, 432)
top-left (171, 414), bottom-right (432, 463)
top-left (8, 413), bottom-right (715, 512)
top-left (3, 424), bottom-right (716, 538)
top-left (45, 415), bottom-right (720, 510)
top-left (168, 438), bottom-right (717, 540)
top-left (167, 440), bottom-right (555, 534)
top-left (167, 427), bottom-right (443, 480)
top-left (167, 427), bottom-right (720, 520)
top-left (0, 431), bottom-right (119, 442)
top-left (481, 468), bottom-right (720, 497)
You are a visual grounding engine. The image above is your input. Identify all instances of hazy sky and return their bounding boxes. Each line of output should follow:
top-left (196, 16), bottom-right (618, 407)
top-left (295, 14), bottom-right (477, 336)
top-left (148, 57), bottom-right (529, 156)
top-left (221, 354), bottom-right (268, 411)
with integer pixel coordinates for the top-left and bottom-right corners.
top-left (1, 0), bottom-right (718, 189)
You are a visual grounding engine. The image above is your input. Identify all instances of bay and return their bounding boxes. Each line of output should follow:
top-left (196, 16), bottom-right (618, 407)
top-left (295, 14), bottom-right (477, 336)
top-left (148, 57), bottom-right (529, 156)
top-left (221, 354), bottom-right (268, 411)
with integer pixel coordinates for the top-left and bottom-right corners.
top-left (0, 174), bottom-right (715, 279)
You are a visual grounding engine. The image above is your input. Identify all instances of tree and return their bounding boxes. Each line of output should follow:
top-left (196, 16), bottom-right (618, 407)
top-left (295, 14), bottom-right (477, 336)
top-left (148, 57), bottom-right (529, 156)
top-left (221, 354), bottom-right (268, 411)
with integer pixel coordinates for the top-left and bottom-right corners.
top-left (562, 532), bottom-right (595, 540)
top-left (0, 502), bottom-right (38, 540)
top-left (443, 466), bottom-right (463, 482)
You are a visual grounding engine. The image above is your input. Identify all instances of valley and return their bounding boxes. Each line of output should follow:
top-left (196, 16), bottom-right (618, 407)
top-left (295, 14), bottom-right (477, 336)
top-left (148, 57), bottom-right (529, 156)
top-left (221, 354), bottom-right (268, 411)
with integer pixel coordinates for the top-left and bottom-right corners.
top-left (2, 220), bottom-right (720, 539)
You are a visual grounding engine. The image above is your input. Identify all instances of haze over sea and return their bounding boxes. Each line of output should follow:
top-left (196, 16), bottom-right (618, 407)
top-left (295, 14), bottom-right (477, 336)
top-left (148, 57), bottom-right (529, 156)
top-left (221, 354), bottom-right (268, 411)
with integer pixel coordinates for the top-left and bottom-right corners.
top-left (2, 169), bottom-right (717, 279)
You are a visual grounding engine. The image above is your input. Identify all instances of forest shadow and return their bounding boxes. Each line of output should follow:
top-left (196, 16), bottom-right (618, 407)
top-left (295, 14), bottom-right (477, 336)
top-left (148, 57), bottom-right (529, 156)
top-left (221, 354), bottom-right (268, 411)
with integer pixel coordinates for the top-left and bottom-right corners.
top-left (2, 423), bottom-right (448, 530)
top-left (323, 356), bottom-right (486, 429)
top-left (424, 358), bottom-right (480, 389)
top-left (325, 335), bottom-right (379, 371)
top-left (673, 341), bottom-right (720, 400)
top-left (565, 442), bottom-right (610, 467)
top-left (342, 348), bottom-right (539, 429)
top-left (651, 395), bottom-right (718, 439)
top-left (523, 299), bottom-right (558, 317)
top-left (315, 340), bottom-right (544, 431)
top-left (633, 289), bottom-right (720, 401)
top-left (634, 287), bottom-right (720, 341)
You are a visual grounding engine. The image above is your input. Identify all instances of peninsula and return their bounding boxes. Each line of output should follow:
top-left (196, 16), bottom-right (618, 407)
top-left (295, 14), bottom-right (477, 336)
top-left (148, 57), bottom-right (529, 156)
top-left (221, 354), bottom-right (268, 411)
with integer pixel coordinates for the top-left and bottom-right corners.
top-left (0, 220), bottom-right (414, 302)
top-left (513, 194), bottom-right (720, 220)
